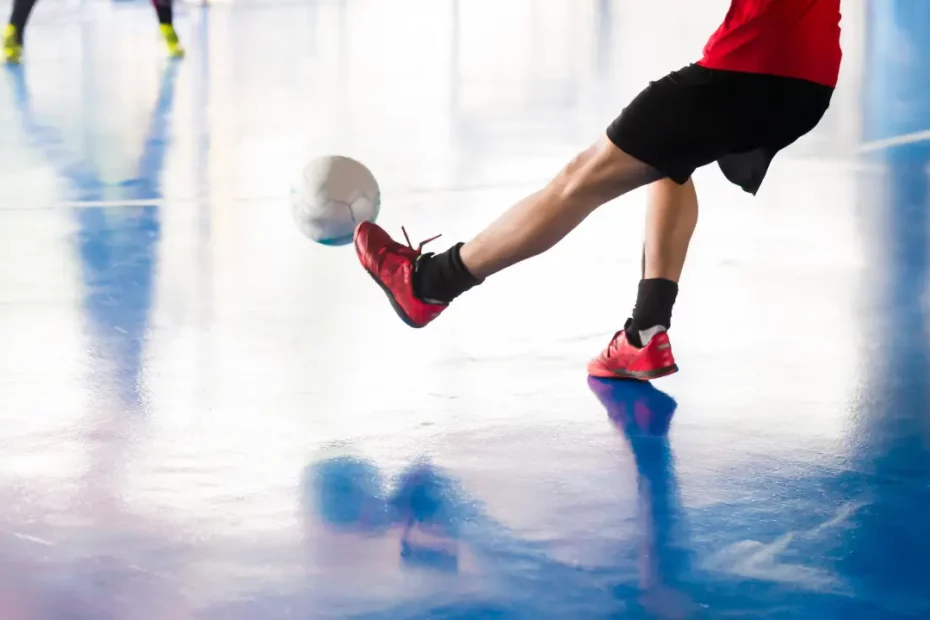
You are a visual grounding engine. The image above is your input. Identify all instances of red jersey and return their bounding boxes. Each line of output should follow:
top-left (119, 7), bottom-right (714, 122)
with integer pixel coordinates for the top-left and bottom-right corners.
top-left (698, 0), bottom-right (842, 87)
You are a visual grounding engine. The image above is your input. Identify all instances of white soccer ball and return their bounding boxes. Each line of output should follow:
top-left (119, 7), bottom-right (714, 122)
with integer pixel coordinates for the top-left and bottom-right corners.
top-left (291, 156), bottom-right (381, 246)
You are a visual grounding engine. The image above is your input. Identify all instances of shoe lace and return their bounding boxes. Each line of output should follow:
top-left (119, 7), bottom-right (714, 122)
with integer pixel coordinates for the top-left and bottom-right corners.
top-left (606, 330), bottom-right (625, 357)
top-left (401, 226), bottom-right (442, 255)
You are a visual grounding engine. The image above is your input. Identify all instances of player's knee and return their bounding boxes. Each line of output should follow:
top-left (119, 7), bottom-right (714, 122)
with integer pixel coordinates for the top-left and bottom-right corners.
top-left (553, 139), bottom-right (659, 207)
top-left (550, 144), bottom-right (602, 206)
top-left (557, 174), bottom-right (596, 208)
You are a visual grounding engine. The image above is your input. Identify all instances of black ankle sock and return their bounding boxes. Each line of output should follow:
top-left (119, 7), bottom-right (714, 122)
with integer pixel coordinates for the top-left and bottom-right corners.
top-left (10, 0), bottom-right (40, 37)
top-left (153, 0), bottom-right (173, 25)
top-left (627, 278), bottom-right (679, 347)
top-left (413, 243), bottom-right (482, 304)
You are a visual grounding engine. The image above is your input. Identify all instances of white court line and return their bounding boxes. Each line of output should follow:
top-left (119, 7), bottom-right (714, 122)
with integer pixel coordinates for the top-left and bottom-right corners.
top-left (857, 129), bottom-right (930, 153)
top-left (57, 199), bottom-right (164, 208)
top-left (0, 529), bottom-right (55, 546)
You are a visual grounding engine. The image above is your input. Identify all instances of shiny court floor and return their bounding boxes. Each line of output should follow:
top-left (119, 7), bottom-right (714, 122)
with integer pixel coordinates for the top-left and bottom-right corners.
top-left (1, 0), bottom-right (929, 618)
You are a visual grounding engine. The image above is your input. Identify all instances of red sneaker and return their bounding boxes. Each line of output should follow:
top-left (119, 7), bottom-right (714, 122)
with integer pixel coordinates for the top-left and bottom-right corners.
top-left (587, 328), bottom-right (678, 380)
top-left (353, 221), bottom-right (447, 328)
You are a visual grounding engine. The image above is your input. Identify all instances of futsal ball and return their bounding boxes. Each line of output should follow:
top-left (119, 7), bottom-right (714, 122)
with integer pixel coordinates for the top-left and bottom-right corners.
top-left (291, 156), bottom-right (381, 246)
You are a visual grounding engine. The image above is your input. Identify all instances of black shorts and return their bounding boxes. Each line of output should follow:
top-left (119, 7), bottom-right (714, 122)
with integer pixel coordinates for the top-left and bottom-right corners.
top-left (606, 64), bottom-right (834, 194)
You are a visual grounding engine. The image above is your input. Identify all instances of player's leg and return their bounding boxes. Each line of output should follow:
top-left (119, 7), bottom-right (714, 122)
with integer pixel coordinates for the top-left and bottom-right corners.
top-left (3, 0), bottom-right (40, 63)
top-left (153, 0), bottom-right (184, 58)
top-left (627, 177), bottom-right (698, 348)
top-left (585, 177), bottom-right (698, 380)
top-left (354, 138), bottom-right (663, 328)
top-left (456, 139), bottom-right (660, 280)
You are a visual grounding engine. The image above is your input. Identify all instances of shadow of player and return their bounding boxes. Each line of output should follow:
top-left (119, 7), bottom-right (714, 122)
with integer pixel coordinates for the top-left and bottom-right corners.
top-left (300, 378), bottom-right (699, 619)
top-left (588, 377), bottom-right (697, 619)
top-left (303, 456), bottom-right (475, 574)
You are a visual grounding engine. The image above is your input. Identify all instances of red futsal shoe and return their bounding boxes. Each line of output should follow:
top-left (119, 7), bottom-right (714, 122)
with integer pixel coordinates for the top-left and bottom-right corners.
top-left (353, 221), bottom-right (447, 328)
top-left (587, 327), bottom-right (678, 380)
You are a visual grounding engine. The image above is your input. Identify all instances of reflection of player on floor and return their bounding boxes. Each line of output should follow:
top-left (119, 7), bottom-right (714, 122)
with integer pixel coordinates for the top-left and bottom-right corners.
top-left (2, 0), bottom-right (184, 64)
top-left (355, 0), bottom-right (841, 380)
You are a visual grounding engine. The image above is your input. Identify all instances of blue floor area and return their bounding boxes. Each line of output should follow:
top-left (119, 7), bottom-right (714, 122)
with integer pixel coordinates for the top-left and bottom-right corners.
top-left (0, 0), bottom-right (929, 618)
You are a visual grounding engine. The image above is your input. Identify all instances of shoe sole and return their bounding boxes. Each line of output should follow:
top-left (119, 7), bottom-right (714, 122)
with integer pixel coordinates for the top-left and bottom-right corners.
top-left (588, 363), bottom-right (679, 381)
top-left (364, 268), bottom-right (424, 329)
